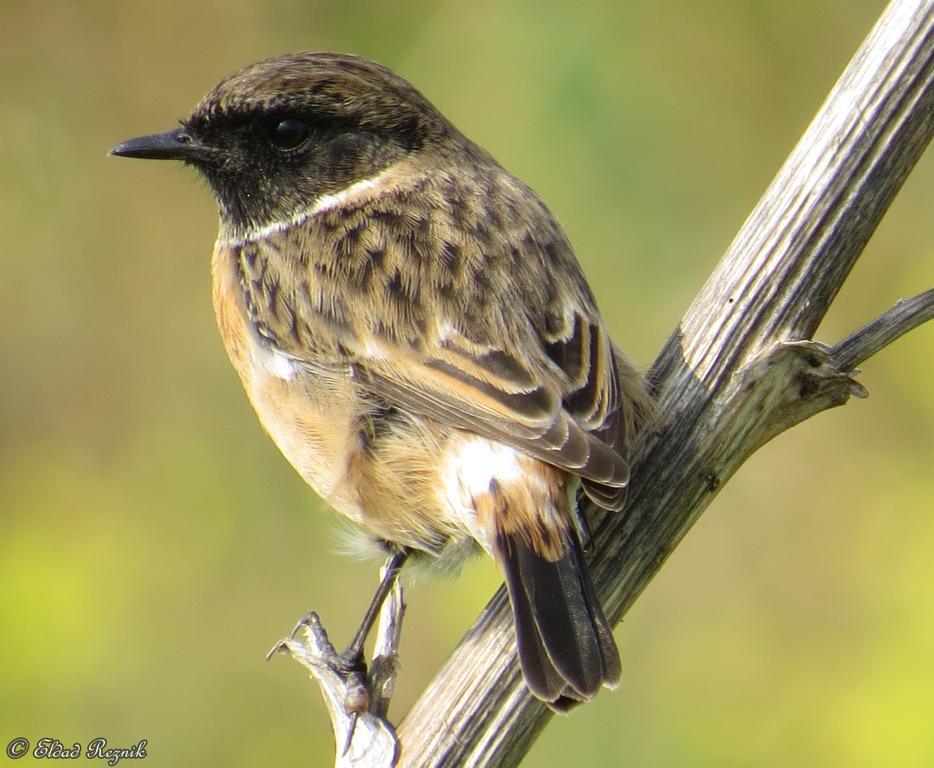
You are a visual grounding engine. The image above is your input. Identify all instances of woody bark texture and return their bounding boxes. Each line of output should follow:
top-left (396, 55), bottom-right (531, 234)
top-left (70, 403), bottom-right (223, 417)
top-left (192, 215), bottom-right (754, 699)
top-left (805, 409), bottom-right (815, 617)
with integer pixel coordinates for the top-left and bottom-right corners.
top-left (393, 1), bottom-right (934, 766)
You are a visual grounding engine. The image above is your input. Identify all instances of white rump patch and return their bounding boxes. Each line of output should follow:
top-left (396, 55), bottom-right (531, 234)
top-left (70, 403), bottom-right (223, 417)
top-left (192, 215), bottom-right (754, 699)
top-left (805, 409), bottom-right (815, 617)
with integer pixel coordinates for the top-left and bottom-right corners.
top-left (440, 435), bottom-right (525, 553)
top-left (450, 437), bottom-right (524, 493)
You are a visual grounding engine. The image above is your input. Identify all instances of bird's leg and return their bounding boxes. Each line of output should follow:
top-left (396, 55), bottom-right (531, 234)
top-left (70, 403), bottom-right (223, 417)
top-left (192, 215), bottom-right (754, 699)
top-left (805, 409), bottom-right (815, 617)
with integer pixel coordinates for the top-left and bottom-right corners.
top-left (269, 549), bottom-right (409, 757)
top-left (334, 548), bottom-right (409, 674)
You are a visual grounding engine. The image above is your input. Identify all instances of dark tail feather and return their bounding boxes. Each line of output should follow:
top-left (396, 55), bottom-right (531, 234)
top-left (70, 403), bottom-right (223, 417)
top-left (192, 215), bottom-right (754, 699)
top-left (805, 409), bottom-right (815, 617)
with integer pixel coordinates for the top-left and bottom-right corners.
top-left (497, 530), bottom-right (621, 709)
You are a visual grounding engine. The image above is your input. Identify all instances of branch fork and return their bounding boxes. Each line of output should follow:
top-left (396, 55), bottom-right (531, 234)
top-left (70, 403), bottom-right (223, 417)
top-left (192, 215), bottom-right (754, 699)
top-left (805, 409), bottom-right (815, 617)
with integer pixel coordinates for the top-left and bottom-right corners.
top-left (717, 339), bottom-right (869, 453)
top-left (268, 572), bottom-right (406, 767)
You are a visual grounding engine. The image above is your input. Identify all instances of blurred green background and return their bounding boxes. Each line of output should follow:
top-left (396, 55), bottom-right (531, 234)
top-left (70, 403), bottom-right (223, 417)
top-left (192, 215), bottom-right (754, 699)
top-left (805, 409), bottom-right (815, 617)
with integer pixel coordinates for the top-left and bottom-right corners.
top-left (1, 1), bottom-right (931, 766)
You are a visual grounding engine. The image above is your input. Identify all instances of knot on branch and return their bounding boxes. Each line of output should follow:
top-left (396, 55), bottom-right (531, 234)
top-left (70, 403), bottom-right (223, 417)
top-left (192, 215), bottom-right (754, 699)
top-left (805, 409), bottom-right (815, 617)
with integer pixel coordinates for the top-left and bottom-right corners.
top-left (721, 340), bottom-right (868, 455)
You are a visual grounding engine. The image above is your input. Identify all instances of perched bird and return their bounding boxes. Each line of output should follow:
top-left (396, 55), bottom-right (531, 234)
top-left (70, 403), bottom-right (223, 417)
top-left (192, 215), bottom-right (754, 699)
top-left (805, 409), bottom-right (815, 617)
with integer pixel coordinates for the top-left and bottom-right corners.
top-left (111, 52), bottom-right (652, 709)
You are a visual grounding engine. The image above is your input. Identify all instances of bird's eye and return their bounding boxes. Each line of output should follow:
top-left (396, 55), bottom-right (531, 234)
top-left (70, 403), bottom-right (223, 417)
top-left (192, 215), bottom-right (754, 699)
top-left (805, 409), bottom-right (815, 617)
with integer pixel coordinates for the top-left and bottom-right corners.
top-left (269, 118), bottom-right (309, 149)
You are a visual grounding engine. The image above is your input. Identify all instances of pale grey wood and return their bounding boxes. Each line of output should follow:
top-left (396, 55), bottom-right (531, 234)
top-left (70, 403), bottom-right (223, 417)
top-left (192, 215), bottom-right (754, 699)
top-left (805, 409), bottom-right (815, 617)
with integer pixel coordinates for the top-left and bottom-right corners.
top-left (392, 1), bottom-right (934, 766)
top-left (270, 568), bottom-right (405, 767)
top-left (831, 288), bottom-right (934, 371)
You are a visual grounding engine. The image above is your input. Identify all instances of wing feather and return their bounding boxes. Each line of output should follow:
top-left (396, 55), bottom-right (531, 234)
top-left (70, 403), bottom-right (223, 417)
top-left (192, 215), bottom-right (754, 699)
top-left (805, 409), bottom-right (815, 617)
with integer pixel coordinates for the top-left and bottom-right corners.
top-left (237, 165), bottom-right (647, 507)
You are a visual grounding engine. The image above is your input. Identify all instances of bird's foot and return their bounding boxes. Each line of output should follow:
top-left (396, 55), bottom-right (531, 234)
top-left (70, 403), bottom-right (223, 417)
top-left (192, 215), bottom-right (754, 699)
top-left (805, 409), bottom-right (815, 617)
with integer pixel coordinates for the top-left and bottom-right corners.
top-left (267, 569), bottom-right (405, 766)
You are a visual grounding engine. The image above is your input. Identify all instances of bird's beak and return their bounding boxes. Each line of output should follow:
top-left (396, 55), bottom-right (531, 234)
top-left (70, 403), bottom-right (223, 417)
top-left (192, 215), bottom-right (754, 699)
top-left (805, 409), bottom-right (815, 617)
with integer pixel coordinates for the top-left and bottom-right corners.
top-left (109, 127), bottom-right (216, 162)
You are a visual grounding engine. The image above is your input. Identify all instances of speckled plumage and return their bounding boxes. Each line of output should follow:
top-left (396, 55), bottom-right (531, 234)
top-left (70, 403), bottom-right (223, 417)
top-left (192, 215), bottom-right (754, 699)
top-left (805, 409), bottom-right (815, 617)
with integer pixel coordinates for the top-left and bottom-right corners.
top-left (113, 52), bottom-right (652, 708)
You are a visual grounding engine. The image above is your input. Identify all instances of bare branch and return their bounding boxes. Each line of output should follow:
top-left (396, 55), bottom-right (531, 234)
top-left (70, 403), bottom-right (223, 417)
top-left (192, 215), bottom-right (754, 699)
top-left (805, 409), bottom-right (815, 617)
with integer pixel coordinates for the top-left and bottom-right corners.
top-left (270, 568), bottom-right (407, 767)
top-left (831, 288), bottom-right (934, 371)
top-left (369, 575), bottom-right (406, 722)
top-left (392, 1), bottom-right (934, 766)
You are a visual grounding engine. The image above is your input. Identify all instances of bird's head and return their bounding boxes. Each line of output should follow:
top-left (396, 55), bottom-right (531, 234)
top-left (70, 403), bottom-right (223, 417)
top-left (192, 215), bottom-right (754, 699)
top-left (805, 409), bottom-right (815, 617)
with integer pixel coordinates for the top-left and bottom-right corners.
top-left (111, 52), bottom-right (460, 236)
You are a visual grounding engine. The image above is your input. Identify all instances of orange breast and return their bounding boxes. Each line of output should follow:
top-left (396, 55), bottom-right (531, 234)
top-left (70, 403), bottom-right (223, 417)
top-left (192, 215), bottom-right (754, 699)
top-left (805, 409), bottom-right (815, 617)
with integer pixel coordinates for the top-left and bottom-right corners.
top-left (210, 242), bottom-right (366, 522)
top-left (209, 241), bottom-right (551, 563)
